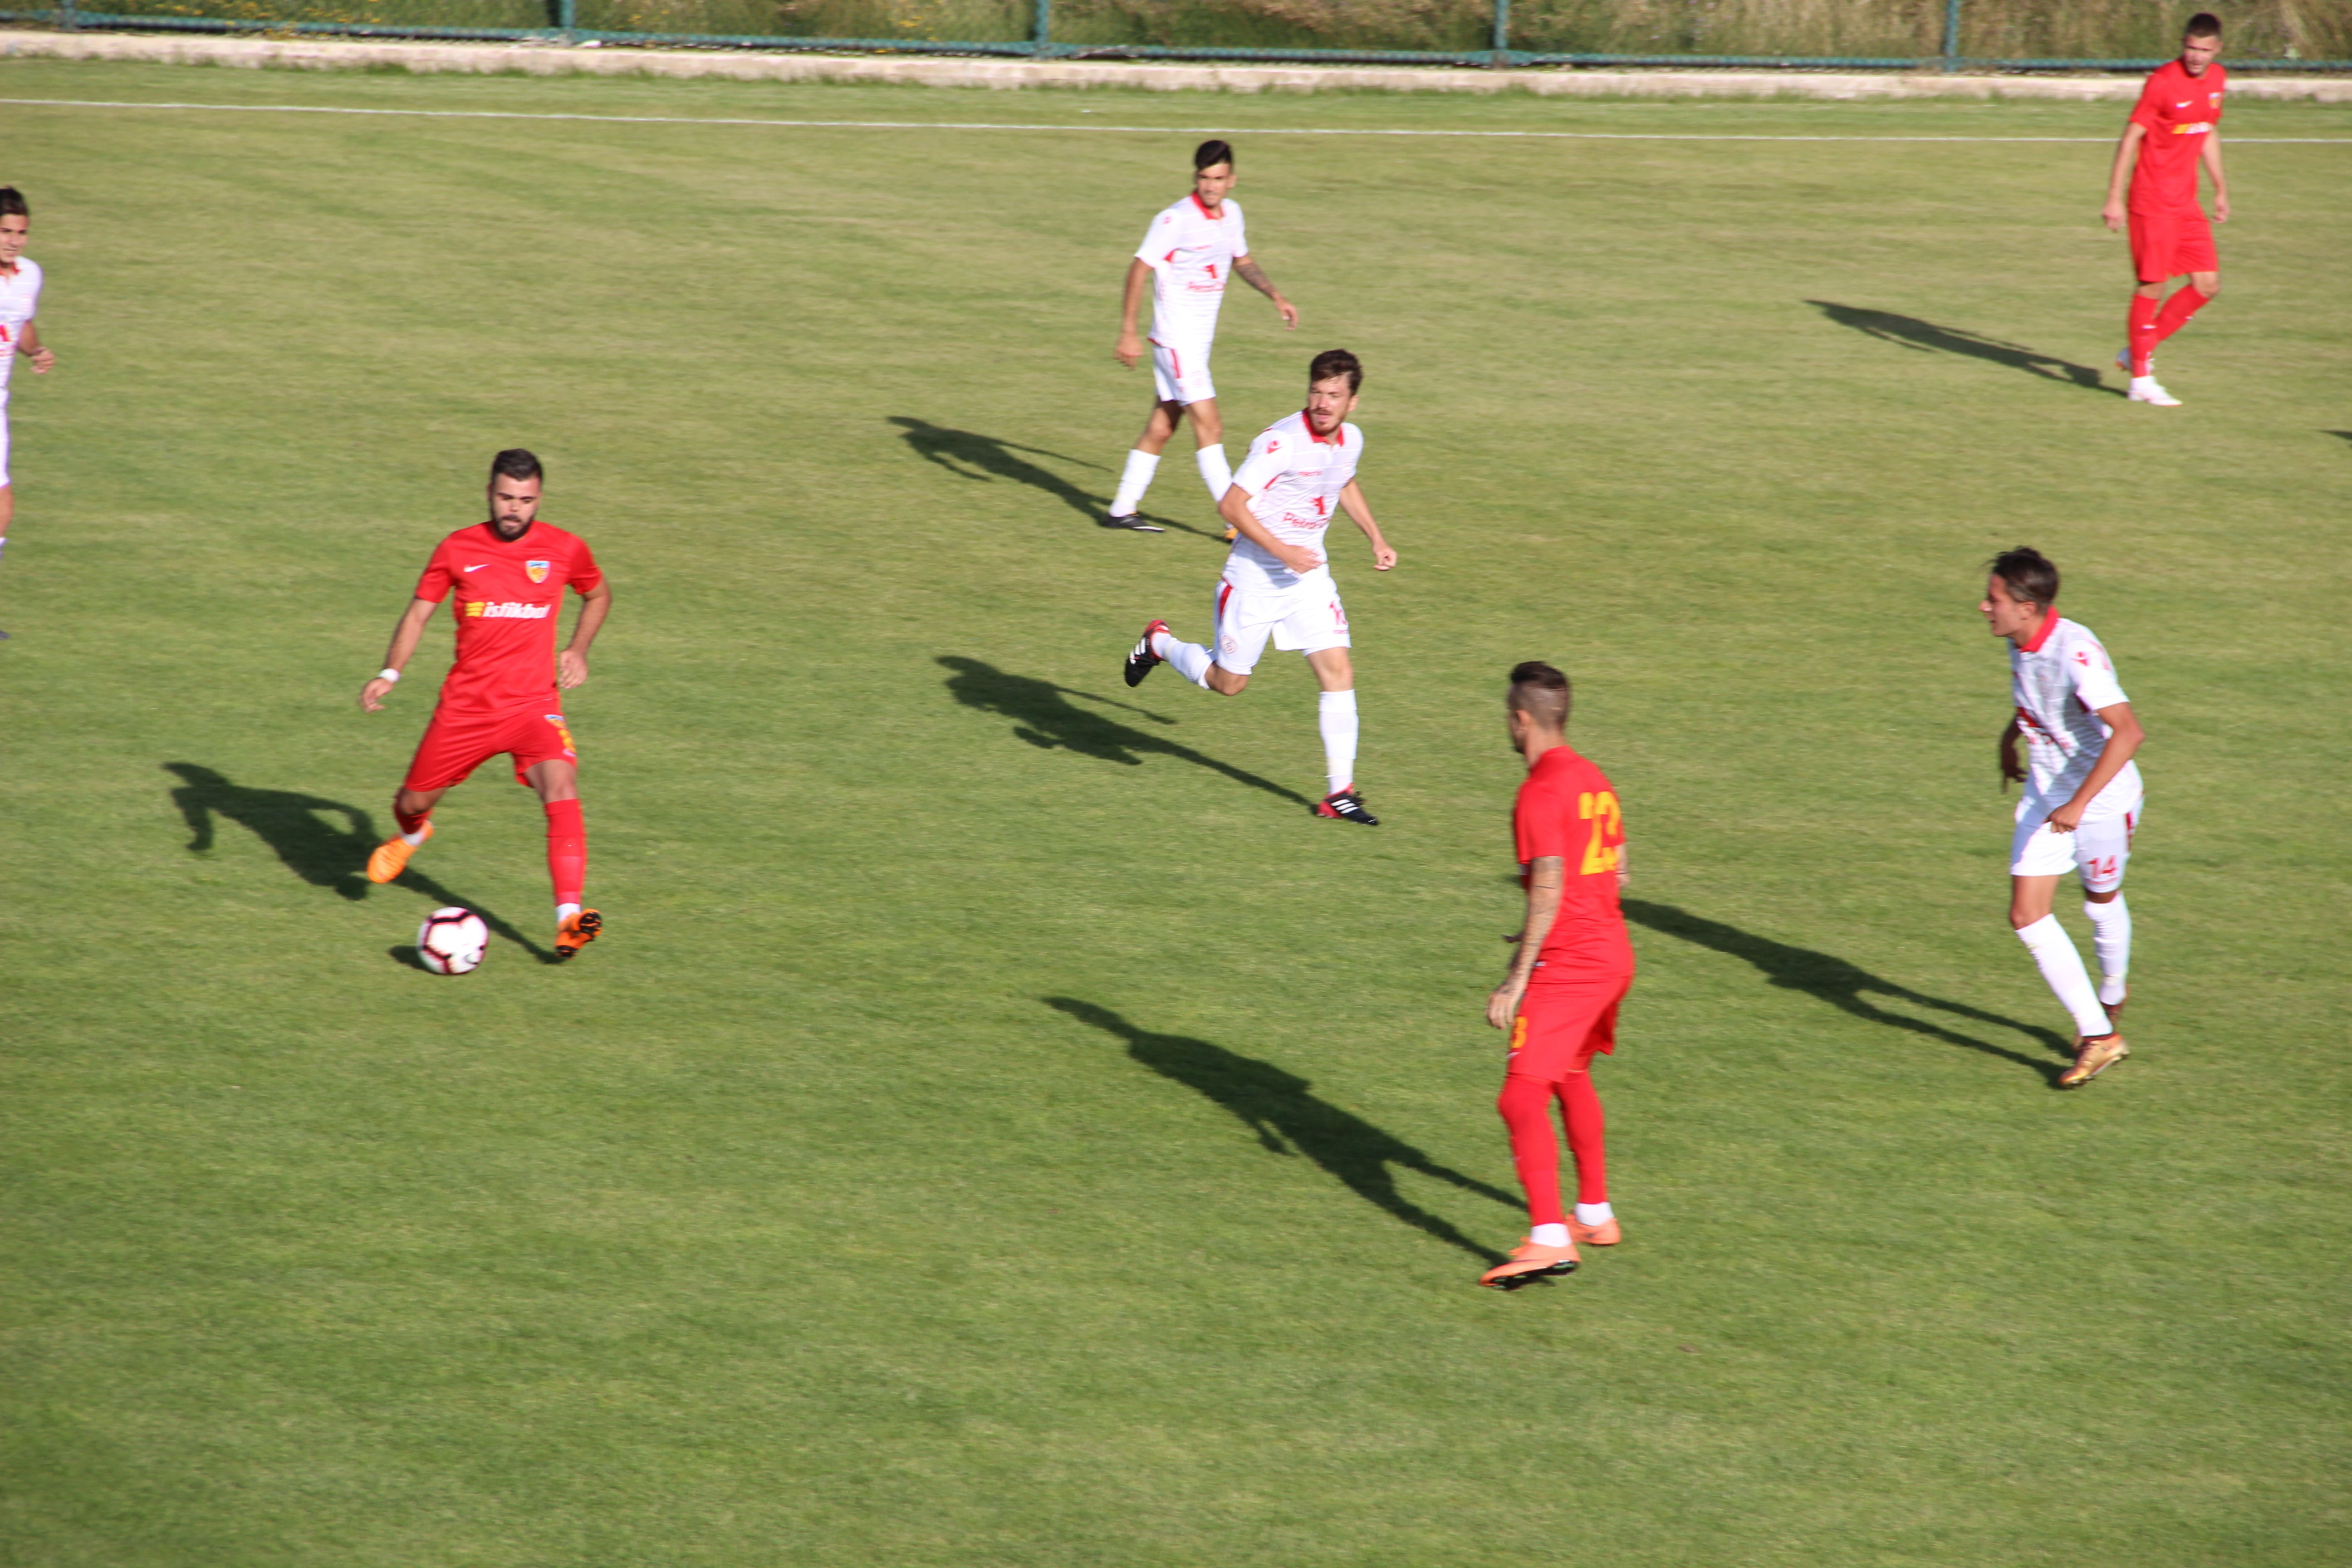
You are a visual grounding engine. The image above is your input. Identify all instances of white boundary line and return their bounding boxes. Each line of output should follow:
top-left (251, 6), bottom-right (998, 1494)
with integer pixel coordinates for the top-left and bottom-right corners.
top-left (1, 97), bottom-right (2347, 141)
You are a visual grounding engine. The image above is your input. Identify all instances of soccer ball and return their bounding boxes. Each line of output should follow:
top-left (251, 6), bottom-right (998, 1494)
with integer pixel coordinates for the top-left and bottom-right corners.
top-left (417, 907), bottom-right (489, 975)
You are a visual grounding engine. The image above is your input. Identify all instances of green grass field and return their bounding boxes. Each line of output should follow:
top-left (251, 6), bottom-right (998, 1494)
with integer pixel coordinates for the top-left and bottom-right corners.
top-left (1, 61), bottom-right (2346, 1566)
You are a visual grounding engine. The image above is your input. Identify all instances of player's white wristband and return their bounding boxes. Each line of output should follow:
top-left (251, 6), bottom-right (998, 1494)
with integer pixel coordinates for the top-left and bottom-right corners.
top-left (377, 667), bottom-right (402, 684)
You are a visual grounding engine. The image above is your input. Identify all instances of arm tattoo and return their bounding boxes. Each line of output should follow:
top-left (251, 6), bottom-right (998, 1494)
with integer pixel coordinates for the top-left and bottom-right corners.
top-left (1235, 258), bottom-right (1279, 299)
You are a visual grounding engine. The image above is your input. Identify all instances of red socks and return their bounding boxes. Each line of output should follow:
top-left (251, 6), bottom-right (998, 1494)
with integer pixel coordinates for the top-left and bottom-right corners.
top-left (2127, 292), bottom-right (2161, 377)
top-left (1498, 1074), bottom-right (1566, 1228)
top-left (544, 798), bottom-right (586, 908)
top-left (394, 799), bottom-right (431, 837)
top-left (1559, 1071), bottom-right (1609, 1205)
top-left (2152, 286), bottom-right (2211, 350)
top-left (1499, 1070), bottom-right (1611, 1227)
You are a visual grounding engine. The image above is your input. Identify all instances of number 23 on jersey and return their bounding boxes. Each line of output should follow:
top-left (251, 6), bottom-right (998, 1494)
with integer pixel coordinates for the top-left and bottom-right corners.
top-left (1580, 790), bottom-right (1623, 875)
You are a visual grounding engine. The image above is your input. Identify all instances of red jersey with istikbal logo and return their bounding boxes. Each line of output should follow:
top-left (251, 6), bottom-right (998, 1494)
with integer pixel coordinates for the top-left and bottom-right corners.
top-left (2128, 59), bottom-right (2226, 212)
top-left (413, 520), bottom-right (602, 713)
top-left (1513, 745), bottom-right (1635, 977)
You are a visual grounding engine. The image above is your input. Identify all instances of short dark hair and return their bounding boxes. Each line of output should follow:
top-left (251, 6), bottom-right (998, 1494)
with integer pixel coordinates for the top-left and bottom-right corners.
top-left (2184, 12), bottom-right (2222, 39)
top-left (1193, 139), bottom-right (1234, 172)
top-left (1508, 661), bottom-right (1572, 728)
top-left (489, 448), bottom-right (544, 484)
top-left (1309, 348), bottom-right (1363, 393)
top-left (1988, 546), bottom-right (2059, 610)
top-left (0, 188), bottom-right (26, 220)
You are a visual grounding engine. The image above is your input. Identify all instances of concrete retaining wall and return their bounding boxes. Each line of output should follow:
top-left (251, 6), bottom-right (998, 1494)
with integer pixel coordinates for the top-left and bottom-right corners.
top-left (4, 27), bottom-right (2351, 100)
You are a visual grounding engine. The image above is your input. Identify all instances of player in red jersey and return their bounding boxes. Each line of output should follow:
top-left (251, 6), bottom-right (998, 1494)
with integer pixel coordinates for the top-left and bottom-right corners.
top-left (359, 450), bottom-right (613, 960)
top-left (2102, 13), bottom-right (2229, 407)
top-left (1478, 662), bottom-right (1635, 1290)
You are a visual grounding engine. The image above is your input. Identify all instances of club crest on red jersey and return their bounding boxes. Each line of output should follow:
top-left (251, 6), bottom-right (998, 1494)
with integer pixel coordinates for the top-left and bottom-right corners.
top-left (525, 559), bottom-right (551, 584)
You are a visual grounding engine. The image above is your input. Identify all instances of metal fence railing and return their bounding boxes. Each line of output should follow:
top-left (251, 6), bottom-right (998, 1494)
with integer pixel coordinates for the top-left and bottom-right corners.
top-left (5, 0), bottom-right (2348, 73)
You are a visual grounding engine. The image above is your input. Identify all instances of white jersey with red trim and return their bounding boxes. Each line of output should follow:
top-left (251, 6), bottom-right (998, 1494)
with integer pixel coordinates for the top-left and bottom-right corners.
top-left (2009, 614), bottom-right (2142, 815)
top-left (1134, 193), bottom-right (1246, 343)
top-left (1223, 409), bottom-right (1362, 589)
top-left (0, 257), bottom-right (42, 395)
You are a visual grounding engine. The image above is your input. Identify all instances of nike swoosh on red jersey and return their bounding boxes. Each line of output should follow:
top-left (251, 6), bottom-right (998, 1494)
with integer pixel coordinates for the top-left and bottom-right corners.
top-left (464, 564), bottom-right (490, 572)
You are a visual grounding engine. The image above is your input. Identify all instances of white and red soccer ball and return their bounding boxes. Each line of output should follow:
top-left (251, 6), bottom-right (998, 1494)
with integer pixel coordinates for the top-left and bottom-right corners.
top-left (416, 906), bottom-right (489, 975)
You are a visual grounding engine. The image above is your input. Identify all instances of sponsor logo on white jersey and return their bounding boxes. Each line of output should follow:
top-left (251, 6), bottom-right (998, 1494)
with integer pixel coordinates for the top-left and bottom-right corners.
top-left (464, 600), bottom-right (552, 619)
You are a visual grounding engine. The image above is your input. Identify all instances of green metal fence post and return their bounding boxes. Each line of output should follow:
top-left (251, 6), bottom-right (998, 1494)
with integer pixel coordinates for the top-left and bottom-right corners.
top-left (559, 0), bottom-right (577, 42)
top-left (1941, 0), bottom-right (1962, 71)
top-left (58, 0), bottom-right (78, 29)
top-left (1490, 0), bottom-right (1508, 66)
top-left (1033, 0), bottom-right (1051, 54)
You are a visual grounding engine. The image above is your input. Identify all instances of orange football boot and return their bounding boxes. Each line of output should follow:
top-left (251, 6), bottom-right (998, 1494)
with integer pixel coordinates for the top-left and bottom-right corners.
top-left (1478, 1236), bottom-right (1579, 1290)
top-left (554, 908), bottom-right (603, 962)
top-left (366, 821), bottom-right (431, 884)
top-left (1567, 1213), bottom-right (1622, 1247)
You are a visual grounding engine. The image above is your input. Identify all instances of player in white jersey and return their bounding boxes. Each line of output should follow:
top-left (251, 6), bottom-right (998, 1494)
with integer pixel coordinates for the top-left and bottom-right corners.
top-left (1106, 140), bottom-right (1298, 534)
top-left (1980, 547), bottom-right (2146, 1088)
top-left (0, 187), bottom-right (59, 639)
top-left (1122, 350), bottom-right (1396, 823)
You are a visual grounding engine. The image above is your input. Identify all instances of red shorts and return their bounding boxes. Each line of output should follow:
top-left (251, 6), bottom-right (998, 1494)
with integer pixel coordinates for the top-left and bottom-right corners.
top-left (1506, 973), bottom-right (1632, 1083)
top-left (2128, 206), bottom-right (2217, 282)
top-left (403, 705), bottom-right (577, 794)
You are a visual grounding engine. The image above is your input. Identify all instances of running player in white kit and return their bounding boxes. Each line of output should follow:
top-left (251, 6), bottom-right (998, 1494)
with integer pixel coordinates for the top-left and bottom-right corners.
top-left (1980, 548), bottom-right (2146, 1088)
top-left (1122, 350), bottom-right (1396, 823)
top-left (0, 187), bottom-right (59, 639)
top-left (1106, 140), bottom-right (1298, 534)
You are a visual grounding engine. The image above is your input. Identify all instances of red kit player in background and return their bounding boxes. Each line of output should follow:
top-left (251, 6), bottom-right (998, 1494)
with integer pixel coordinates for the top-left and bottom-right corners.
top-left (1478, 662), bottom-right (1634, 1291)
top-left (2102, 12), bottom-right (2229, 408)
top-left (360, 450), bottom-right (612, 960)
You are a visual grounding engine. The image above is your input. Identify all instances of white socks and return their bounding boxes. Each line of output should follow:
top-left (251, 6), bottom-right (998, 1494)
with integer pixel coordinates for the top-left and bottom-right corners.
top-left (1111, 448), bottom-right (1160, 517)
top-left (1317, 689), bottom-right (1359, 794)
top-left (1531, 1223), bottom-right (1570, 1248)
top-left (1196, 443), bottom-right (1232, 504)
top-left (2083, 896), bottom-right (2131, 1006)
top-left (400, 826), bottom-right (430, 847)
top-left (2016, 914), bottom-right (2112, 1039)
top-left (557, 901), bottom-right (580, 924)
top-left (1575, 1202), bottom-right (1614, 1226)
top-left (1152, 628), bottom-right (1214, 688)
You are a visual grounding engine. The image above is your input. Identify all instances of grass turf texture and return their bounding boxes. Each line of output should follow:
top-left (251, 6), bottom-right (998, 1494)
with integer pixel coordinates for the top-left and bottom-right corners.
top-left (2, 61), bottom-right (2347, 1566)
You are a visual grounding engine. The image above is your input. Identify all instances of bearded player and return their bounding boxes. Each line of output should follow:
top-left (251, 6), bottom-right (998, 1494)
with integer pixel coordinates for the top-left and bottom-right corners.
top-left (2102, 13), bottom-right (2229, 407)
top-left (1105, 139), bottom-right (1299, 534)
top-left (1479, 662), bottom-right (1634, 1290)
top-left (1122, 349), bottom-right (1395, 823)
top-left (360, 450), bottom-right (612, 960)
top-left (1982, 548), bottom-right (2142, 1088)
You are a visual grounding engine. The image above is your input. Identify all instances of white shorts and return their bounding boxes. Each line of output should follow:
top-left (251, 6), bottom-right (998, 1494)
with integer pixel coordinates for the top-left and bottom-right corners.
top-left (2009, 794), bottom-right (2141, 892)
top-left (1150, 334), bottom-right (1215, 406)
top-left (0, 395), bottom-right (10, 489)
top-left (1211, 573), bottom-right (1349, 677)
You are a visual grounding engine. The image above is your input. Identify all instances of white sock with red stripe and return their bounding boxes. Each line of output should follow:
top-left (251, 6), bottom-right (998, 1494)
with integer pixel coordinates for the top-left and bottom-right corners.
top-left (1196, 443), bottom-right (1232, 504)
top-left (1154, 631), bottom-right (1213, 688)
top-left (1111, 449), bottom-right (1159, 517)
top-left (1318, 689), bottom-right (1358, 795)
top-left (2016, 914), bottom-right (2112, 1039)
top-left (2083, 896), bottom-right (2131, 1006)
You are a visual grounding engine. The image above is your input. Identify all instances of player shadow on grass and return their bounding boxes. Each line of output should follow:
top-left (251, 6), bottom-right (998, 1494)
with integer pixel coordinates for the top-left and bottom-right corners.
top-left (1806, 302), bottom-right (2120, 395)
top-left (1046, 998), bottom-right (1517, 1263)
top-left (1621, 899), bottom-right (2074, 1082)
top-left (888, 417), bottom-right (1211, 537)
top-left (937, 657), bottom-right (1314, 807)
top-left (162, 763), bottom-right (555, 963)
